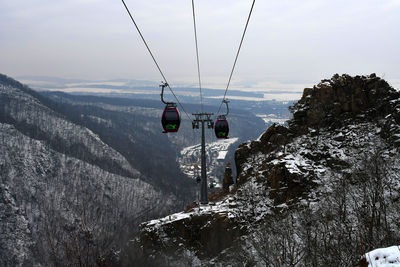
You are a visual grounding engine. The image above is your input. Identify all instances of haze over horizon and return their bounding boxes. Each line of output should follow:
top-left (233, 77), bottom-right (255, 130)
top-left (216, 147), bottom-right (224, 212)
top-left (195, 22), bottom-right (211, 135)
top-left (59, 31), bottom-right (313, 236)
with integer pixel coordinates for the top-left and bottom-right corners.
top-left (1, 0), bottom-right (399, 97)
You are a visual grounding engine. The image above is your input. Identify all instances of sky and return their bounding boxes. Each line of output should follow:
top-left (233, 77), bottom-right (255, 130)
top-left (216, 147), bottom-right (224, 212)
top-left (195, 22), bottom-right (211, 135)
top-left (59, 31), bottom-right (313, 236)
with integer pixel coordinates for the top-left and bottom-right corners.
top-left (1, 0), bottom-right (399, 97)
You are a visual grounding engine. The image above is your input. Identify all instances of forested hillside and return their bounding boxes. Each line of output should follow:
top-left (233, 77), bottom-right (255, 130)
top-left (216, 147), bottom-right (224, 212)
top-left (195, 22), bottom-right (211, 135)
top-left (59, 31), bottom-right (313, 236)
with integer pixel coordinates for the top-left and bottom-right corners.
top-left (39, 91), bottom-right (195, 196)
top-left (0, 74), bottom-right (181, 266)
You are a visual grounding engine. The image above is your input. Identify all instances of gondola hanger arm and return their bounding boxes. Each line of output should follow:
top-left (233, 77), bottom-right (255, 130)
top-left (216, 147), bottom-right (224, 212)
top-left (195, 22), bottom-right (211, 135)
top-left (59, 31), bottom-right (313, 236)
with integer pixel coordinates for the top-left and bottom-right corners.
top-left (218, 99), bottom-right (229, 119)
top-left (160, 82), bottom-right (175, 106)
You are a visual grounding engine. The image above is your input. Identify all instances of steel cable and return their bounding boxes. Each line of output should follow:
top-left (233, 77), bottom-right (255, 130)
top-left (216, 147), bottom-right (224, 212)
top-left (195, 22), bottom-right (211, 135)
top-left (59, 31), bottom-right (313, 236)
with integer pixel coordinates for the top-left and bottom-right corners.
top-left (217, 0), bottom-right (256, 114)
top-left (191, 0), bottom-right (204, 112)
top-left (121, 0), bottom-right (192, 121)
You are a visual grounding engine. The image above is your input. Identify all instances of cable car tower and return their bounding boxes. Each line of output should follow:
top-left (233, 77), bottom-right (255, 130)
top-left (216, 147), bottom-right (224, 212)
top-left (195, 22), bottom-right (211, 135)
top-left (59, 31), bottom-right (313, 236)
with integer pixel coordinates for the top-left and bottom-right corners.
top-left (192, 112), bottom-right (213, 204)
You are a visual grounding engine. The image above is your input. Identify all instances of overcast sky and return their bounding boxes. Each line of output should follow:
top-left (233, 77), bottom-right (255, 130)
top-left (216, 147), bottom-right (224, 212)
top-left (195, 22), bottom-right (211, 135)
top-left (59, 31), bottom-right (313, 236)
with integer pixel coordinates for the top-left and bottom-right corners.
top-left (1, 0), bottom-right (399, 94)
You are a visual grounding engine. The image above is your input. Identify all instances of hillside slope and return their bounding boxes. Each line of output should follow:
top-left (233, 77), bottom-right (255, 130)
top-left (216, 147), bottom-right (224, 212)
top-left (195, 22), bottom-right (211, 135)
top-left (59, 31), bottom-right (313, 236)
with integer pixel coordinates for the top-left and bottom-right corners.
top-left (0, 74), bottom-right (178, 266)
top-left (124, 74), bottom-right (400, 266)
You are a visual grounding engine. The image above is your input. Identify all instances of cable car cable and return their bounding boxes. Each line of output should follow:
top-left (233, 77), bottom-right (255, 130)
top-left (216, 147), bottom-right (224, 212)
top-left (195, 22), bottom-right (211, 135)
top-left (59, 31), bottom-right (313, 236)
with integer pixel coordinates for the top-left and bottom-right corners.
top-left (217, 0), bottom-right (256, 114)
top-left (121, 0), bottom-right (192, 121)
top-left (191, 0), bottom-right (203, 113)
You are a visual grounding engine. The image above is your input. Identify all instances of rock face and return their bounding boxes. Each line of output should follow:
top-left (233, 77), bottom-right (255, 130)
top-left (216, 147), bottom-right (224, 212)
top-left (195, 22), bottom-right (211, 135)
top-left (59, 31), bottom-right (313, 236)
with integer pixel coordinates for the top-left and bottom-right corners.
top-left (121, 200), bottom-right (242, 266)
top-left (139, 212), bottom-right (241, 258)
top-left (289, 73), bottom-right (399, 133)
top-left (235, 73), bottom-right (400, 203)
top-left (235, 123), bottom-right (291, 185)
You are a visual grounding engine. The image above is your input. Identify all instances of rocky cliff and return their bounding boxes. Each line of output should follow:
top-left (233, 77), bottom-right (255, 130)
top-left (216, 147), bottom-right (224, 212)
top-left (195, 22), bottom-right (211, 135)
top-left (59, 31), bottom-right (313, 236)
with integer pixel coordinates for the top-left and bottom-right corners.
top-left (124, 74), bottom-right (400, 266)
top-left (289, 73), bottom-right (399, 134)
top-left (235, 73), bottom-right (400, 200)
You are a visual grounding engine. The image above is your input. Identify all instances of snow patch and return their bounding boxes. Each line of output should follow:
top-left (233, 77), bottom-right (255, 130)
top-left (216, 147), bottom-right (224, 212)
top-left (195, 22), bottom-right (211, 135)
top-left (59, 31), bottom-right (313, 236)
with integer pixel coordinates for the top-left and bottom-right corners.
top-left (365, 246), bottom-right (400, 266)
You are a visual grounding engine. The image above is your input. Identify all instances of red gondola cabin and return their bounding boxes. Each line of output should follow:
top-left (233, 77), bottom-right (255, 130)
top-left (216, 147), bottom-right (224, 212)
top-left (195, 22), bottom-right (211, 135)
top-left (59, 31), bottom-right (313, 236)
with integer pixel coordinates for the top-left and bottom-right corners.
top-left (214, 118), bottom-right (229, 138)
top-left (161, 106), bottom-right (180, 133)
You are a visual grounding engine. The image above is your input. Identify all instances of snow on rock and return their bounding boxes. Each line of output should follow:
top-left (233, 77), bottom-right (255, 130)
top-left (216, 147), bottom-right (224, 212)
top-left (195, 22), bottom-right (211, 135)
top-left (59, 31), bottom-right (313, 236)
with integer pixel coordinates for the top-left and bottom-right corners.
top-left (256, 114), bottom-right (289, 126)
top-left (135, 194), bottom-right (245, 263)
top-left (364, 246), bottom-right (400, 266)
top-left (145, 198), bottom-right (235, 228)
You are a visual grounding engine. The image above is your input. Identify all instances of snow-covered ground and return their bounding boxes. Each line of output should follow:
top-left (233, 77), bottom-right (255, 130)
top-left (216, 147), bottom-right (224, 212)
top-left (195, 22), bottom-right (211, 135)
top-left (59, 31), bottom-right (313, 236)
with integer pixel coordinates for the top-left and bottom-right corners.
top-left (145, 197), bottom-right (237, 228)
top-left (178, 138), bottom-right (238, 188)
top-left (365, 246), bottom-right (400, 266)
top-left (256, 114), bottom-right (288, 125)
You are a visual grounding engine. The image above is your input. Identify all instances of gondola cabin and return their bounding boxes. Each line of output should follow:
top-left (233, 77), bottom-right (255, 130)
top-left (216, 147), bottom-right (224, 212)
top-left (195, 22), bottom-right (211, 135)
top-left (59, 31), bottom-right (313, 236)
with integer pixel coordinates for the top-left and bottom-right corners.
top-left (161, 105), bottom-right (180, 133)
top-left (214, 117), bottom-right (229, 138)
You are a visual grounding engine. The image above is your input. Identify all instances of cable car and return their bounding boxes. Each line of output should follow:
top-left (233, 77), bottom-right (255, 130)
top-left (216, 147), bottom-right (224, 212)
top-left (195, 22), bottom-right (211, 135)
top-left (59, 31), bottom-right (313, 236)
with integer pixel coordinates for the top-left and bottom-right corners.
top-left (214, 99), bottom-right (230, 138)
top-left (160, 82), bottom-right (181, 133)
top-left (214, 116), bottom-right (229, 138)
top-left (161, 105), bottom-right (180, 133)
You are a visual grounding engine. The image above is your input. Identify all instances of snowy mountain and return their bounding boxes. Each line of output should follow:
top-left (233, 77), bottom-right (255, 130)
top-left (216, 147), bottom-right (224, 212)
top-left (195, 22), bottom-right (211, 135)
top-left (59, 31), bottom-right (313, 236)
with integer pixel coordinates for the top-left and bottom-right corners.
top-left (121, 74), bottom-right (400, 266)
top-left (0, 74), bottom-right (180, 266)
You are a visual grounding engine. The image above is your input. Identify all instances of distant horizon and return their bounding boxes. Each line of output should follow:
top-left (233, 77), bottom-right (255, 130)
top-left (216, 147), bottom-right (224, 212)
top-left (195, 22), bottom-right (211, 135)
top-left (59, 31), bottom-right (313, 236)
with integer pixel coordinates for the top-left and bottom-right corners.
top-left (13, 73), bottom-right (400, 102)
top-left (13, 73), bottom-right (309, 102)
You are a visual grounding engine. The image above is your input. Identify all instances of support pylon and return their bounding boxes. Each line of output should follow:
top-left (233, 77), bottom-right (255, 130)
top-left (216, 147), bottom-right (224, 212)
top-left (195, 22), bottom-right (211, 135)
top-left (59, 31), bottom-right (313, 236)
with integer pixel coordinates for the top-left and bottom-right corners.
top-left (192, 112), bottom-right (213, 204)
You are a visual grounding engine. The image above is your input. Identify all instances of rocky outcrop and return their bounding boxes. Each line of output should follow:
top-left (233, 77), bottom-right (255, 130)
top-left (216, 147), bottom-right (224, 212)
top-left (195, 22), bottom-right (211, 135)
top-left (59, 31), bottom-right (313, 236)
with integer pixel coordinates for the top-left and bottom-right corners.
top-left (236, 73), bottom-right (400, 172)
top-left (142, 212), bottom-right (241, 257)
top-left (235, 124), bottom-right (292, 185)
top-left (289, 73), bottom-right (399, 134)
top-left (234, 73), bottom-right (400, 206)
top-left (121, 203), bottom-right (243, 266)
